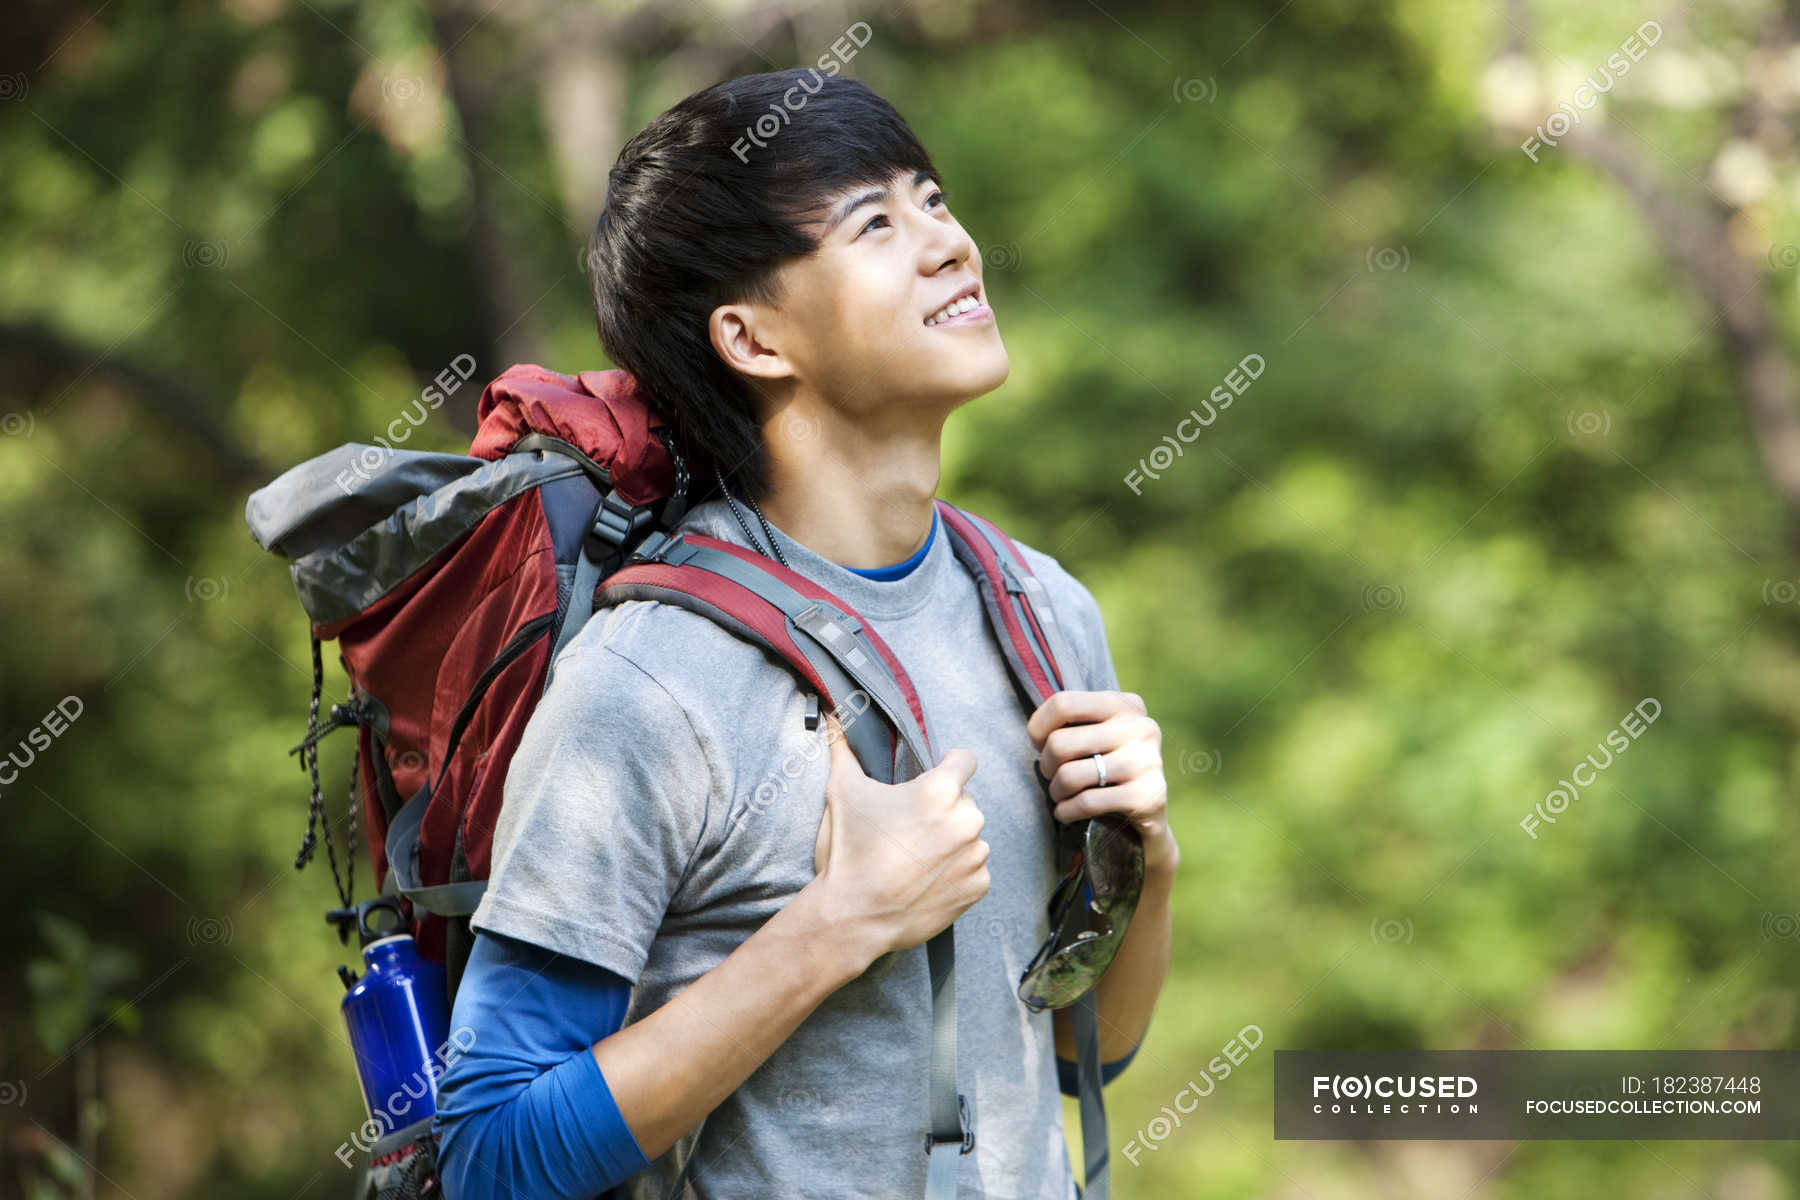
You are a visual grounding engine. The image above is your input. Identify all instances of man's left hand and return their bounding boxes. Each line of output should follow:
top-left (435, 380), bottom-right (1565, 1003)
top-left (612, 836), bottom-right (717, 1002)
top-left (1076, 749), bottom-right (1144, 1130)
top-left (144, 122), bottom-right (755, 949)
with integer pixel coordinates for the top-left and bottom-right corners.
top-left (1027, 690), bottom-right (1179, 876)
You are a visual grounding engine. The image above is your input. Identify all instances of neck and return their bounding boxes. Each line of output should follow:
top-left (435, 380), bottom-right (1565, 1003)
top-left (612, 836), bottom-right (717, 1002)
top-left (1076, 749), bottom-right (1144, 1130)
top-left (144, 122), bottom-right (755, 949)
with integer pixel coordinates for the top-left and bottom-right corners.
top-left (747, 405), bottom-right (944, 570)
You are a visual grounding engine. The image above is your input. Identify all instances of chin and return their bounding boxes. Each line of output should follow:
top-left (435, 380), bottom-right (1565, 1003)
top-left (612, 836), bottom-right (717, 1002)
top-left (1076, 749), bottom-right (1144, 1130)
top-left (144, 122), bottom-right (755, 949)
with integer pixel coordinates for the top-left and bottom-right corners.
top-left (943, 342), bottom-right (1012, 404)
top-left (880, 339), bottom-right (1011, 411)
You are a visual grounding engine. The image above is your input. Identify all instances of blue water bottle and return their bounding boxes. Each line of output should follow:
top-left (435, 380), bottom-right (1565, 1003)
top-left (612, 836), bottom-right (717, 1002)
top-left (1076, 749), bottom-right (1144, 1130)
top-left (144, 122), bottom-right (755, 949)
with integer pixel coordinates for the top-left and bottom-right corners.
top-left (337, 897), bottom-right (452, 1136)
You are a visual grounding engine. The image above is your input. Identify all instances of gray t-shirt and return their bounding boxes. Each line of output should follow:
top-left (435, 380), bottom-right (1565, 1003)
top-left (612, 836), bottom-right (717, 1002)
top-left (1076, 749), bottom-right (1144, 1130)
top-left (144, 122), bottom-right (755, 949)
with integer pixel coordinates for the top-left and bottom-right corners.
top-left (470, 495), bottom-right (1120, 1200)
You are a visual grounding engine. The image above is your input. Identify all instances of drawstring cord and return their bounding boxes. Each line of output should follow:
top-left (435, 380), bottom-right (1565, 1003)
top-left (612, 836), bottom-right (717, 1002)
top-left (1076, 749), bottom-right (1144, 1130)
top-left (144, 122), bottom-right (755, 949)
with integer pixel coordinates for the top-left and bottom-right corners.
top-left (292, 634), bottom-right (356, 911)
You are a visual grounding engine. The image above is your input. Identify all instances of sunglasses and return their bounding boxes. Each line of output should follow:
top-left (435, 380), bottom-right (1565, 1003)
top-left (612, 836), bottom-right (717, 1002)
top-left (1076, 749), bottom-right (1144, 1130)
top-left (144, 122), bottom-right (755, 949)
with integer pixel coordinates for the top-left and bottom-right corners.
top-left (1017, 811), bottom-right (1145, 1012)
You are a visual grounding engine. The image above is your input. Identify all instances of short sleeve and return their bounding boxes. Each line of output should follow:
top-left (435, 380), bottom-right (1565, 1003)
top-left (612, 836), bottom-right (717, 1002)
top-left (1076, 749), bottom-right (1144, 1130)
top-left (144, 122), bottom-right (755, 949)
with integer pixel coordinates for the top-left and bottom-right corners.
top-left (471, 641), bottom-right (715, 983)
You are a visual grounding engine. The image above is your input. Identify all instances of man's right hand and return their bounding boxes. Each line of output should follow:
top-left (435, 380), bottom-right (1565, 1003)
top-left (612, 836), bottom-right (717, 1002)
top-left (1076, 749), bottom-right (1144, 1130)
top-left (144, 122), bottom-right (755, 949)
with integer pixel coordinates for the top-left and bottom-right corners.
top-left (809, 710), bottom-right (990, 964)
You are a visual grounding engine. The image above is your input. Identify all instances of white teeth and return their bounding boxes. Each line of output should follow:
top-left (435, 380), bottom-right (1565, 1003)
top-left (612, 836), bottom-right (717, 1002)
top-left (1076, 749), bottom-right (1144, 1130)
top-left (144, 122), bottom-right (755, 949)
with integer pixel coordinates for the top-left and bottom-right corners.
top-left (925, 295), bottom-right (980, 325)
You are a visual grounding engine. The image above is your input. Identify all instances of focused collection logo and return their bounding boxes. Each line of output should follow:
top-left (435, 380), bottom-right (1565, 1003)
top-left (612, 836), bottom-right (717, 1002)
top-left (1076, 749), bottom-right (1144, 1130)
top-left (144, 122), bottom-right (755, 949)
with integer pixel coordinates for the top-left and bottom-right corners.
top-left (1310, 1073), bottom-right (1480, 1115)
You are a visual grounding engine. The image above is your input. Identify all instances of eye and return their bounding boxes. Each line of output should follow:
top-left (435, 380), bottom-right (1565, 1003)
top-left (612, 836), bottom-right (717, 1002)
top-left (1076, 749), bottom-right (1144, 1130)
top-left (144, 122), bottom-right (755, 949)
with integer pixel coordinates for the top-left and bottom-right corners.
top-left (855, 188), bottom-right (948, 238)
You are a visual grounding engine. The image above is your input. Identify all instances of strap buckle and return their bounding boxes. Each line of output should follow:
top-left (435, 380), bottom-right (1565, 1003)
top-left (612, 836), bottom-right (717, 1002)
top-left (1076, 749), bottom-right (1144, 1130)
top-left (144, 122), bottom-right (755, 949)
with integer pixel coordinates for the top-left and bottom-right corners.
top-left (589, 490), bottom-right (656, 549)
top-left (627, 529), bottom-right (680, 565)
top-left (923, 1092), bottom-right (974, 1155)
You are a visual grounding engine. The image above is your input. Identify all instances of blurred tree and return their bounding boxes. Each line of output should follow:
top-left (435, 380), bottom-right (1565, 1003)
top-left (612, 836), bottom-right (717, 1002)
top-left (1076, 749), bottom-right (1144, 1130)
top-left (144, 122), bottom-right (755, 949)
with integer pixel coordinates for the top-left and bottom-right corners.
top-left (16, 914), bottom-right (141, 1200)
top-left (1484, 0), bottom-right (1800, 545)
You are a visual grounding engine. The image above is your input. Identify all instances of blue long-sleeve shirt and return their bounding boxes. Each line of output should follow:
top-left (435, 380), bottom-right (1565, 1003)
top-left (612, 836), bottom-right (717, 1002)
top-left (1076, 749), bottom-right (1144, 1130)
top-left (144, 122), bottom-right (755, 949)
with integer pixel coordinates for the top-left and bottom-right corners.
top-left (432, 931), bottom-right (649, 1199)
top-left (433, 930), bottom-right (1137, 1199)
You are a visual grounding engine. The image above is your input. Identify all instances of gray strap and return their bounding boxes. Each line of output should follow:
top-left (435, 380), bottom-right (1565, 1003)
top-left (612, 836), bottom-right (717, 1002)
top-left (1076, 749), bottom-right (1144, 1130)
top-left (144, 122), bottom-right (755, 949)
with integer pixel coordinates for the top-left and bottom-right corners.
top-left (661, 541), bottom-right (934, 777)
top-left (596, 572), bottom-right (907, 785)
top-left (945, 509), bottom-right (1116, 1198)
top-left (924, 926), bottom-right (967, 1198)
top-left (790, 604), bottom-right (926, 780)
top-left (1002, 561), bottom-right (1085, 692)
top-left (1015, 555), bottom-right (1113, 1200)
top-left (934, 502), bottom-right (1077, 708)
top-left (548, 543), bottom-right (605, 687)
top-left (384, 787), bottom-right (487, 917)
top-left (1071, 992), bottom-right (1109, 1200)
top-left (395, 878), bottom-right (487, 918)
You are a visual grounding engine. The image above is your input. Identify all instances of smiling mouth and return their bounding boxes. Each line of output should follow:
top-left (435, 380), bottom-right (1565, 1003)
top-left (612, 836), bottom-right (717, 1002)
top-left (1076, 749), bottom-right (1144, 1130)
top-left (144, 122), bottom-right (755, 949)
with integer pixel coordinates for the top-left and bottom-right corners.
top-left (924, 293), bottom-right (991, 327)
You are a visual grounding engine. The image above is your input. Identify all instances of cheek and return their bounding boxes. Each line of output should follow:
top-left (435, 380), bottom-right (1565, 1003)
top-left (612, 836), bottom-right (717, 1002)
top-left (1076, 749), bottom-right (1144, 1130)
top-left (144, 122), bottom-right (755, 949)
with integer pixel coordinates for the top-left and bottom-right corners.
top-left (833, 252), bottom-right (915, 333)
top-left (830, 285), bottom-right (917, 365)
top-left (775, 298), bottom-right (848, 379)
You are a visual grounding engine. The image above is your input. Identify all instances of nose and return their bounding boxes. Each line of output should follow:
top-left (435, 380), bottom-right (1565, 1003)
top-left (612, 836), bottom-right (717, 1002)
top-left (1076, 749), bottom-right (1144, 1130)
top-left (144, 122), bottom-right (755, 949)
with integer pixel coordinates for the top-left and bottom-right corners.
top-left (910, 206), bottom-right (974, 276)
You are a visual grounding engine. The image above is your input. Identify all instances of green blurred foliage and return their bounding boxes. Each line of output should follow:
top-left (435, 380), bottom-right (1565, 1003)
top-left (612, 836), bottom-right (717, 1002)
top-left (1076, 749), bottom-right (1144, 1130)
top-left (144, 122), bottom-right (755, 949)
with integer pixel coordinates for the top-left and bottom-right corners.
top-left (27, 913), bottom-right (141, 1057)
top-left (3, 0), bottom-right (1799, 1196)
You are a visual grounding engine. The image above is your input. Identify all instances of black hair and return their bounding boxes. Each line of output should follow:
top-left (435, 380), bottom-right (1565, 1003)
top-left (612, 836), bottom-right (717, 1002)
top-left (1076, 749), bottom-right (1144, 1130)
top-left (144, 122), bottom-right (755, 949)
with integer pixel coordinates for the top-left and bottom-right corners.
top-left (585, 68), bottom-right (942, 501)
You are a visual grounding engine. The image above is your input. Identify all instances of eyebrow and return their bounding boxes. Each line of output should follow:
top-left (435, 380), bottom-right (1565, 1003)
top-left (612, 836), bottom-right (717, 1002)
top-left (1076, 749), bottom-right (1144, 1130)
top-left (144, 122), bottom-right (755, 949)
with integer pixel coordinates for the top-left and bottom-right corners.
top-left (825, 169), bottom-right (938, 235)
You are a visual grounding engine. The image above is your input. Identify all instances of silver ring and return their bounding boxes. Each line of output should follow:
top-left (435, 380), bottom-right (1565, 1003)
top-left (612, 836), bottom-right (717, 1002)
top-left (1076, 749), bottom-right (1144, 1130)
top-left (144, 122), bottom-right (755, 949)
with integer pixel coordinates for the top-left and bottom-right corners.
top-left (1092, 752), bottom-right (1108, 788)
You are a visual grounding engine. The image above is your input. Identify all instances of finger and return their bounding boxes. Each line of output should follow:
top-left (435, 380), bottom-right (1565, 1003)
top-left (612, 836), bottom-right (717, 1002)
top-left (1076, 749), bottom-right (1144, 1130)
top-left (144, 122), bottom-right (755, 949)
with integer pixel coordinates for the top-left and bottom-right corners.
top-left (1035, 712), bottom-right (1146, 786)
top-left (1052, 773), bottom-right (1160, 825)
top-left (1045, 740), bottom-right (1115, 806)
top-left (823, 710), bottom-right (868, 780)
top-left (813, 796), bottom-right (832, 874)
top-left (1046, 738), bottom-right (1159, 805)
top-left (954, 793), bottom-right (986, 834)
top-left (927, 746), bottom-right (979, 791)
top-left (958, 835), bottom-right (992, 882)
top-left (1045, 748), bottom-right (1104, 806)
top-left (1026, 690), bottom-right (1137, 747)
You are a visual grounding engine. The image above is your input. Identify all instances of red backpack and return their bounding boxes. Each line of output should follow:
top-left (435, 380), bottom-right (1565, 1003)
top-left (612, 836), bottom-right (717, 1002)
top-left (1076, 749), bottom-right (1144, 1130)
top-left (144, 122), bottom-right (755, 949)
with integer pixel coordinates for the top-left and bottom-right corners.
top-left (245, 362), bottom-right (1112, 1200)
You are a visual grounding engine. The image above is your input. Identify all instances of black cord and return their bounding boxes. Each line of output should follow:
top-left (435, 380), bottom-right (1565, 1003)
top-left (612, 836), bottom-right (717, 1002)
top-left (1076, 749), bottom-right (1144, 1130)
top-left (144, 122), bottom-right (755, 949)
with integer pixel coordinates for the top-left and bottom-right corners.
top-left (295, 636), bottom-right (355, 909)
top-left (714, 463), bottom-right (788, 568)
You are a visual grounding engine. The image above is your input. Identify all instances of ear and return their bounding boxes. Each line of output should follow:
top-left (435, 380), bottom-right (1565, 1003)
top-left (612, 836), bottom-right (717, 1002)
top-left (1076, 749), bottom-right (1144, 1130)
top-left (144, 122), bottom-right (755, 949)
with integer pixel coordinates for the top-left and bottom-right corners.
top-left (709, 302), bottom-right (795, 384)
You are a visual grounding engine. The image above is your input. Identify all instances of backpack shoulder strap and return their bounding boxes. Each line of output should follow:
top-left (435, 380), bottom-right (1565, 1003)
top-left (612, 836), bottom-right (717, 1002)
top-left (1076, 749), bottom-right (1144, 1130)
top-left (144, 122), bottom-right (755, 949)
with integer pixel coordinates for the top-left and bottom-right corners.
top-left (594, 504), bottom-right (1089, 756)
top-left (936, 499), bottom-right (1112, 1200)
top-left (597, 530), bottom-right (935, 783)
top-left (934, 499), bottom-right (1085, 702)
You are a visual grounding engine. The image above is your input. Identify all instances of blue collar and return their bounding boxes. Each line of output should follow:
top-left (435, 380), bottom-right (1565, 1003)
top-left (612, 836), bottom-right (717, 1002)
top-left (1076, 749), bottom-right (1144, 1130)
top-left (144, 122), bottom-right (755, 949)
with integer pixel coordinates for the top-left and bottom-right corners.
top-left (845, 508), bottom-right (938, 581)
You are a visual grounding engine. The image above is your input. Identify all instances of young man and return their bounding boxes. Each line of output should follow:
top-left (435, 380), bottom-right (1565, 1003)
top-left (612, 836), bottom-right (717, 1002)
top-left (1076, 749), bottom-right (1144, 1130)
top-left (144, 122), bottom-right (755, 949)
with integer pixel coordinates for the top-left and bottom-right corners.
top-left (432, 69), bottom-right (1178, 1199)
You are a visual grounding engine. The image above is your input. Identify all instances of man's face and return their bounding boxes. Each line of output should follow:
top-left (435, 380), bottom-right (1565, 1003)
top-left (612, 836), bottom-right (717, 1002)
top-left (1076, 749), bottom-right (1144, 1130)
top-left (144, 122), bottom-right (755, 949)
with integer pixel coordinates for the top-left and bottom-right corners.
top-left (716, 166), bottom-right (1010, 426)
